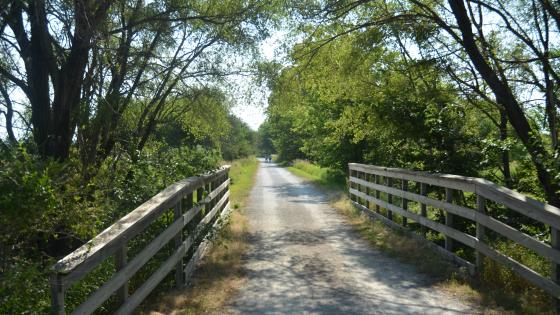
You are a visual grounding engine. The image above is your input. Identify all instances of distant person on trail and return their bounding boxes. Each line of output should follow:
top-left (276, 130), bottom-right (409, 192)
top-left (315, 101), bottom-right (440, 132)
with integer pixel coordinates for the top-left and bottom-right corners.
top-left (265, 154), bottom-right (272, 163)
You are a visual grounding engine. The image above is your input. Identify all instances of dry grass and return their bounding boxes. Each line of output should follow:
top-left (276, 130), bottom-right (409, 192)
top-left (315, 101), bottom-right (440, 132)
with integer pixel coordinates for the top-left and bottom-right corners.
top-left (330, 195), bottom-right (504, 311)
top-left (138, 210), bottom-right (249, 315)
top-left (137, 157), bottom-right (258, 315)
top-left (329, 192), bottom-right (552, 314)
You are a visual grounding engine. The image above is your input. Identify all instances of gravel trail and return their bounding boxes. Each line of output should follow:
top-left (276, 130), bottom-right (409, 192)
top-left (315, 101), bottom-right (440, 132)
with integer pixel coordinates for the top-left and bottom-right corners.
top-left (226, 160), bottom-right (477, 315)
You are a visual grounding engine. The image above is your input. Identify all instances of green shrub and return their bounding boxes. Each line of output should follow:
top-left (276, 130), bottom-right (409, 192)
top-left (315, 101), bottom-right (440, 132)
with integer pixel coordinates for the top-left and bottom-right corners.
top-left (0, 143), bottom-right (221, 314)
top-left (481, 241), bottom-right (552, 312)
top-left (0, 260), bottom-right (51, 314)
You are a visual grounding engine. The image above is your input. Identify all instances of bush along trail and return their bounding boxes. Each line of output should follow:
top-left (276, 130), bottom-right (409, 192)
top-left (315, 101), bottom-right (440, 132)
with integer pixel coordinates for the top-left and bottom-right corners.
top-left (3, 1), bottom-right (560, 314)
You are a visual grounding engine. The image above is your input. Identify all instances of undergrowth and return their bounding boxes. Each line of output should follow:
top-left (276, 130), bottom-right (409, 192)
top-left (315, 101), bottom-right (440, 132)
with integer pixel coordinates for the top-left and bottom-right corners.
top-left (287, 159), bottom-right (346, 190)
top-left (0, 145), bottom-right (221, 314)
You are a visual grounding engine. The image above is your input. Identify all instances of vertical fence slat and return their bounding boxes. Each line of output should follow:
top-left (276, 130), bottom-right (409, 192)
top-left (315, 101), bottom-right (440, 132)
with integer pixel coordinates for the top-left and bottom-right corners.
top-left (402, 180), bottom-right (408, 227)
top-left (50, 273), bottom-right (65, 315)
top-left (356, 171), bottom-right (361, 204)
top-left (206, 181), bottom-right (212, 209)
top-left (219, 174), bottom-right (226, 211)
top-left (222, 174), bottom-right (227, 204)
top-left (387, 177), bottom-right (393, 221)
top-left (224, 172), bottom-right (230, 205)
top-left (349, 168), bottom-right (355, 202)
top-left (359, 172), bottom-right (365, 205)
top-left (445, 188), bottom-right (454, 252)
top-left (365, 173), bottom-right (371, 210)
top-left (115, 245), bottom-right (128, 304)
top-left (198, 185), bottom-right (205, 220)
top-left (352, 170), bottom-right (357, 202)
top-left (184, 192), bottom-right (194, 230)
top-left (189, 190), bottom-right (200, 282)
top-left (174, 200), bottom-right (185, 288)
top-left (420, 183), bottom-right (427, 237)
top-left (375, 175), bottom-right (381, 213)
top-left (476, 195), bottom-right (486, 272)
top-left (213, 178), bottom-right (218, 208)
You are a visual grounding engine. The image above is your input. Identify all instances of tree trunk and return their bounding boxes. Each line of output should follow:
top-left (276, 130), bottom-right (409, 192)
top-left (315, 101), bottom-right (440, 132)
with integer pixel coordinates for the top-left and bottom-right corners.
top-left (28, 1), bottom-right (52, 157)
top-left (0, 83), bottom-right (17, 143)
top-left (545, 68), bottom-right (558, 149)
top-left (449, 0), bottom-right (560, 207)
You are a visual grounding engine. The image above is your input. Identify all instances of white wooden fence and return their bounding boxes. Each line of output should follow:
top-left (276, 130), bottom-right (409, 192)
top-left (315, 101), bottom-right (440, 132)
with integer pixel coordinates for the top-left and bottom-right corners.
top-left (349, 163), bottom-right (560, 308)
top-left (50, 166), bottom-right (230, 314)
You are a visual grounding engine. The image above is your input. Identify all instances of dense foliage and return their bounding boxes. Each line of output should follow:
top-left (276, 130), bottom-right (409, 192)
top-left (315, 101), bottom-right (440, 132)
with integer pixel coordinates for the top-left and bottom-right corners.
top-left (265, 34), bottom-right (497, 177)
top-left (0, 143), bottom-right (222, 313)
top-left (264, 0), bottom-right (558, 204)
top-left (0, 1), bottom-right (264, 313)
top-left (2, 0), bottom-right (560, 312)
top-left (259, 1), bottom-right (560, 309)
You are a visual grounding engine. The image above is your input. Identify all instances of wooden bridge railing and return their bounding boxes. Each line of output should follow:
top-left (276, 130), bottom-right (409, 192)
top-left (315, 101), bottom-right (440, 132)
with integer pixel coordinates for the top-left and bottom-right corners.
top-left (50, 166), bottom-right (231, 314)
top-left (348, 163), bottom-right (560, 305)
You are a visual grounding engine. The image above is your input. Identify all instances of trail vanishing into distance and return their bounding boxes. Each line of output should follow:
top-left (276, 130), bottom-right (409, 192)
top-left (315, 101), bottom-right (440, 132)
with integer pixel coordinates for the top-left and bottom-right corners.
top-left (226, 160), bottom-right (476, 315)
top-left (5, 1), bottom-right (560, 313)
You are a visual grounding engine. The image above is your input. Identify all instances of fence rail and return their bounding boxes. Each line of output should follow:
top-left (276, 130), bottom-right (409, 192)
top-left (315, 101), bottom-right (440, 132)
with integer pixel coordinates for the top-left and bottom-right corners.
top-left (50, 166), bottom-right (231, 314)
top-left (348, 163), bottom-right (560, 306)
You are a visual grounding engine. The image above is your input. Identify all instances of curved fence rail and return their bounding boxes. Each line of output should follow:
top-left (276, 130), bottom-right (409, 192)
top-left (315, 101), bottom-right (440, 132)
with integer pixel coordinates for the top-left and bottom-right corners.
top-left (50, 166), bottom-right (231, 314)
top-left (348, 163), bottom-right (560, 308)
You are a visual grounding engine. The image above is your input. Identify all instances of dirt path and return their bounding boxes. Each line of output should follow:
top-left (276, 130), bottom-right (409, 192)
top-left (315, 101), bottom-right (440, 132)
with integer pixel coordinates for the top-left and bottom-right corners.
top-left (225, 160), bottom-right (477, 314)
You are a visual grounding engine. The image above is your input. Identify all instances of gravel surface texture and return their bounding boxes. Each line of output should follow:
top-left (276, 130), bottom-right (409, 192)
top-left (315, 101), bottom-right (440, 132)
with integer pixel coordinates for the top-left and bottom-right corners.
top-left (226, 160), bottom-right (477, 314)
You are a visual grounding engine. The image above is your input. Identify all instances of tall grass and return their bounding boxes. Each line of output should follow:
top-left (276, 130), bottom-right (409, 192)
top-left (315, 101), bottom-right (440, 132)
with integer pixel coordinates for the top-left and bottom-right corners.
top-left (287, 159), bottom-right (346, 190)
top-left (228, 157), bottom-right (260, 204)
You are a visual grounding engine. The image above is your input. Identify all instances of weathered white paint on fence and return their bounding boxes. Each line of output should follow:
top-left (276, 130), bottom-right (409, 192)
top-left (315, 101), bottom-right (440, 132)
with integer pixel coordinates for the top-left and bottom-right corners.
top-left (50, 166), bottom-right (231, 314)
top-left (348, 163), bottom-right (560, 306)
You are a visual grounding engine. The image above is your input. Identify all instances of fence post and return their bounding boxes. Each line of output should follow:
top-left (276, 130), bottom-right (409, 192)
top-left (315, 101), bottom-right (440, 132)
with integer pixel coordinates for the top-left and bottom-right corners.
top-left (349, 168), bottom-right (356, 202)
top-left (226, 170), bottom-right (230, 206)
top-left (115, 245), bottom-right (128, 304)
top-left (402, 180), bottom-right (408, 227)
top-left (50, 273), bottom-right (65, 315)
top-left (420, 183), bottom-right (427, 237)
top-left (365, 173), bottom-right (371, 210)
top-left (445, 188), bottom-right (454, 252)
top-left (387, 177), bottom-right (393, 220)
top-left (197, 186), bottom-right (204, 218)
top-left (219, 174), bottom-right (227, 210)
top-left (188, 188), bottom-right (200, 273)
top-left (359, 171), bottom-right (365, 206)
top-left (213, 177), bottom-right (219, 208)
top-left (174, 199), bottom-right (185, 288)
top-left (356, 171), bottom-right (361, 204)
top-left (375, 175), bottom-right (380, 213)
top-left (205, 180), bottom-right (212, 215)
top-left (476, 195), bottom-right (486, 272)
top-left (552, 227), bottom-right (560, 312)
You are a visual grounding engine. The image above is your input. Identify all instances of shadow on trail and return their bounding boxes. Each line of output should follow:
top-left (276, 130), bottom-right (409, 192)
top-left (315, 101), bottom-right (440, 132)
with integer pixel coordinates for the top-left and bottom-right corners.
top-left (263, 183), bottom-right (328, 205)
top-left (228, 159), bottom-right (471, 315)
top-left (234, 226), bottom-right (465, 315)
